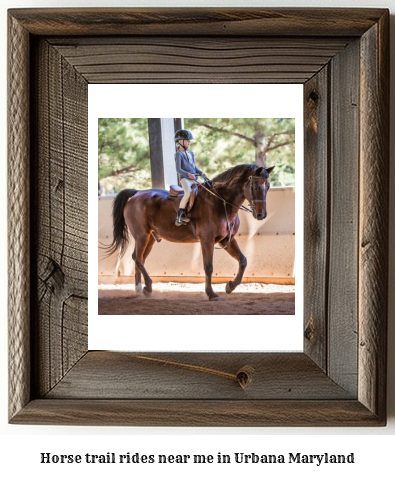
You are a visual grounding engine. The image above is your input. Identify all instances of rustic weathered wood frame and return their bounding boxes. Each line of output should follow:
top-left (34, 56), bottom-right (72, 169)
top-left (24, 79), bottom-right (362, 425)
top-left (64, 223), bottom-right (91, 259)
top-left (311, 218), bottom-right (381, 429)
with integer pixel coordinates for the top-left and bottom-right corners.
top-left (8, 8), bottom-right (389, 426)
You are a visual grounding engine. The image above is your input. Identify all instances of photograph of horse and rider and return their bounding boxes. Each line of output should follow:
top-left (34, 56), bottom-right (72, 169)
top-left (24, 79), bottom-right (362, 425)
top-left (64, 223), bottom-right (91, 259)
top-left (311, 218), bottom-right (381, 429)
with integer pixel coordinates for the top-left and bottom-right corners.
top-left (98, 118), bottom-right (296, 315)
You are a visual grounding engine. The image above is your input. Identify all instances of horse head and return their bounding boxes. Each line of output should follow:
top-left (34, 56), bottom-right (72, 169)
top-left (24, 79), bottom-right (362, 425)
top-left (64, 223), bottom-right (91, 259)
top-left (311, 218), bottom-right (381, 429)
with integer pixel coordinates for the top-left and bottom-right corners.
top-left (244, 166), bottom-right (275, 220)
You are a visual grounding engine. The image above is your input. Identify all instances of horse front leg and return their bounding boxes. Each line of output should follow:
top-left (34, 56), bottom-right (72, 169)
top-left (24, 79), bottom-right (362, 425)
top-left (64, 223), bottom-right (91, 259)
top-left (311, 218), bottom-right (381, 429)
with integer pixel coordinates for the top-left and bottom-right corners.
top-left (200, 239), bottom-right (219, 301)
top-left (133, 234), bottom-right (155, 296)
top-left (219, 236), bottom-right (247, 294)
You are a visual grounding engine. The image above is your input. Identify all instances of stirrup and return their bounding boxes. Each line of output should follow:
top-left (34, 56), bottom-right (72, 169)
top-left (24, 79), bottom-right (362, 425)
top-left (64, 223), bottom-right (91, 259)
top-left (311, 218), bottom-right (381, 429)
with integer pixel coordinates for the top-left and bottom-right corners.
top-left (175, 218), bottom-right (187, 226)
top-left (175, 212), bottom-right (189, 226)
top-left (175, 216), bottom-right (188, 226)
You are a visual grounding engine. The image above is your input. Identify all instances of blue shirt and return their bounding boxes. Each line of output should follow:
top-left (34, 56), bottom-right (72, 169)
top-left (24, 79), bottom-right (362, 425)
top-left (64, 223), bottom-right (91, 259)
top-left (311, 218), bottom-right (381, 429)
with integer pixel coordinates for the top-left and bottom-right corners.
top-left (175, 150), bottom-right (202, 180)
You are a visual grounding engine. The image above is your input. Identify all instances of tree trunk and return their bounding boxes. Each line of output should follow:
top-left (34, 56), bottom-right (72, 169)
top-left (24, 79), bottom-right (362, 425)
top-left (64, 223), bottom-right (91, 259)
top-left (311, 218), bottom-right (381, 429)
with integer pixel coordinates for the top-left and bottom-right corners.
top-left (254, 130), bottom-right (267, 167)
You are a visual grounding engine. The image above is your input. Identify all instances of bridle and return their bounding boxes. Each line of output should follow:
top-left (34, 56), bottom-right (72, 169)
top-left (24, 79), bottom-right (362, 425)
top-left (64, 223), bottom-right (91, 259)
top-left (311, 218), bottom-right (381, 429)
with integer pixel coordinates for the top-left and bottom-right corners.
top-left (242, 174), bottom-right (269, 215)
top-left (197, 172), bottom-right (268, 213)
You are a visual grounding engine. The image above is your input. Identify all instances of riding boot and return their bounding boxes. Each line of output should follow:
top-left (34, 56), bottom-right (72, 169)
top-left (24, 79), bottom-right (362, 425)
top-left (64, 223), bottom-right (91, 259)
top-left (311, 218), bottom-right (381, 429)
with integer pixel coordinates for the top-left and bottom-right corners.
top-left (175, 208), bottom-right (190, 226)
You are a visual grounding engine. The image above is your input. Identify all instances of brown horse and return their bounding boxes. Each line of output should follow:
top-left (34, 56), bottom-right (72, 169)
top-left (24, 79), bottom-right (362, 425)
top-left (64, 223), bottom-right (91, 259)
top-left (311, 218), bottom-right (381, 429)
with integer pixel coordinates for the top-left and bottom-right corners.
top-left (106, 164), bottom-right (274, 301)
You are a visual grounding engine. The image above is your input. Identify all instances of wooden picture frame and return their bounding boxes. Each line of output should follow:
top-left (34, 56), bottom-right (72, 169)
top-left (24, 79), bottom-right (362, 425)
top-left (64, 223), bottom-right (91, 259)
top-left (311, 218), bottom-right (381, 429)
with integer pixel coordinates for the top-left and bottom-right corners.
top-left (8, 8), bottom-right (389, 426)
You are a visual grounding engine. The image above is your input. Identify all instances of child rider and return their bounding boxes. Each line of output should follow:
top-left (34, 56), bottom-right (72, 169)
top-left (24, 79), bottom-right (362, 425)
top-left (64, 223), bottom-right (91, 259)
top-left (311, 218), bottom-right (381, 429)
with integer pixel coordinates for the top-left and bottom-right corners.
top-left (174, 129), bottom-right (206, 226)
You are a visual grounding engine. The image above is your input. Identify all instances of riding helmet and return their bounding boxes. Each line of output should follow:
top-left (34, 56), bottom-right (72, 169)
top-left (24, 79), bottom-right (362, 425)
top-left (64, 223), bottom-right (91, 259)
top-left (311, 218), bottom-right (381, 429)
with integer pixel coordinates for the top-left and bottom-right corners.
top-left (174, 129), bottom-right (194, 141)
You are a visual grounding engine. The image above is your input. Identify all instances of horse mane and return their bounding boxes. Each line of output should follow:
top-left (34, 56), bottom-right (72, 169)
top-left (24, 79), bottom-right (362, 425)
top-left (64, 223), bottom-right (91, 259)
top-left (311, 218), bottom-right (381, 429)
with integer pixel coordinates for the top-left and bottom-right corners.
top-left (211, 164), bottom-right (258, 188)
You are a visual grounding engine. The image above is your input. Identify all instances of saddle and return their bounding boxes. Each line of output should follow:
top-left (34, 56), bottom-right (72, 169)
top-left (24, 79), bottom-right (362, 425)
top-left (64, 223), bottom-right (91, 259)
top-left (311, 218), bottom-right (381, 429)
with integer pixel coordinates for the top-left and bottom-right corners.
top-left (168, 182), bottom-right (199, 213)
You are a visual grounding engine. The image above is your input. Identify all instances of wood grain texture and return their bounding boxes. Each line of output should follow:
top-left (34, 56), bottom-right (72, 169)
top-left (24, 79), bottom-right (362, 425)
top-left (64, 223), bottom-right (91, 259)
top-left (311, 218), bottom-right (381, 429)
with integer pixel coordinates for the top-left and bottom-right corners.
top-left (8, 13), bottom-right (31, 421)
top-left (358, 12), bottom-right (389, 421)
top-left (30, 39), bottom-right (88, 398)
top-left (8, 7), bottom-right (387, 37)
top-left (11, 399), bottom-right (383, 427)
top-left (49, 37), bottom-right (350, 84)
top-left (7, 8), bottom-right (389, 426)
top-left (46, 352), bottom-right (354, 400)
top-left (303, 67), bottom-right (329, 370)
top-left (327, 39), bottom-right (360, 396)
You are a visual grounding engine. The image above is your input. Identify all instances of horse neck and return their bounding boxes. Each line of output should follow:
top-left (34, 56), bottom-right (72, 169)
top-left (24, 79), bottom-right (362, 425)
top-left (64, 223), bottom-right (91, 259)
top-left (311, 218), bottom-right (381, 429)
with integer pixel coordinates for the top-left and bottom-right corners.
top-left (213, 183), bottom-right (246, 209)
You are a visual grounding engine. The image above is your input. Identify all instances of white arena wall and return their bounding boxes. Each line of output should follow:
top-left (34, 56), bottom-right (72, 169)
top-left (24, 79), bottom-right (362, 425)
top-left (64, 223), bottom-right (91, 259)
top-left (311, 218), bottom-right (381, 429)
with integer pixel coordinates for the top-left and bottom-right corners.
top-left (98, 187), bottom-right (295, 284)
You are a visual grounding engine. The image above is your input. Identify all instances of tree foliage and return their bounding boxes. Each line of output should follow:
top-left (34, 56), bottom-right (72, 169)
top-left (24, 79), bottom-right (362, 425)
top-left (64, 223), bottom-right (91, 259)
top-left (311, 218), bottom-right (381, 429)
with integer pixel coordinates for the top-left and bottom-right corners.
top-left (98, 118), bottom-right (151, 194)
top-left (184, 118), bottom-right (295, 186)
top-left (98, 117), bottom-right (295, 194)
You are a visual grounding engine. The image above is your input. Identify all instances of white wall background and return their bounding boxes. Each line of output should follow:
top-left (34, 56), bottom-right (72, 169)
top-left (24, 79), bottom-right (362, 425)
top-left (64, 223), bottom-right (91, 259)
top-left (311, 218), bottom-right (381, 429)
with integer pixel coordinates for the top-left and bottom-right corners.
top-left (1, 0), bottom-right (394, 476)
top-left (97, 189), bottom-right (296, 280)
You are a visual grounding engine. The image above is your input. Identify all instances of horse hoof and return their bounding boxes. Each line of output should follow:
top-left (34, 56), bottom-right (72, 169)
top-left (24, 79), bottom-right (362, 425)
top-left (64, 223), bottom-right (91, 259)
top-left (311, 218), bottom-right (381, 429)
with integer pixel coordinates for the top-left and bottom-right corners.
top-left (225, 281), bottom-right (235, 294)
top-left (136, 283), bottom-right (144, 294)
top-left (143, 287), bottom-right (152, 297)
top-left (209, 295), bottom-right (221, 302)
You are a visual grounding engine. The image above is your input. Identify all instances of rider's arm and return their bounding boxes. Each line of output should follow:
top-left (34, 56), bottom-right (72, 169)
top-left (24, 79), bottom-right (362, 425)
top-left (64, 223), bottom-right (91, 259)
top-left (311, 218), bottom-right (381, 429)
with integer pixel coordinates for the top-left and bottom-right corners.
top-left (190, 152), bottom-right (202, 175)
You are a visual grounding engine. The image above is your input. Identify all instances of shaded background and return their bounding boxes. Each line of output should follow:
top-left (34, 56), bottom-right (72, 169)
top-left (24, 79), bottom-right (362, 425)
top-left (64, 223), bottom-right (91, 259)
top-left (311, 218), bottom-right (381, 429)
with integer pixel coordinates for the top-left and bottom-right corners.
top-left (98, 117), bottom-right (295, 192)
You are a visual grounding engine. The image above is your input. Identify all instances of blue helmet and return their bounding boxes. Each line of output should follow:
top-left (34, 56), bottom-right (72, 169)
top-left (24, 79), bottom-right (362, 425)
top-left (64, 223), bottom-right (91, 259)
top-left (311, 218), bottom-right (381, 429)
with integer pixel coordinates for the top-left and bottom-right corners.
top-left (174, 129), bottom-right (194, 141)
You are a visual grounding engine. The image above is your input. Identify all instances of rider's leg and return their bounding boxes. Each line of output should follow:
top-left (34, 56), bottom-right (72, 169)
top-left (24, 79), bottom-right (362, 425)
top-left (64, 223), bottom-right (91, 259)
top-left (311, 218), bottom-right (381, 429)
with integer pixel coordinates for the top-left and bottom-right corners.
top-left (175, 178), bottom-right (194, 225)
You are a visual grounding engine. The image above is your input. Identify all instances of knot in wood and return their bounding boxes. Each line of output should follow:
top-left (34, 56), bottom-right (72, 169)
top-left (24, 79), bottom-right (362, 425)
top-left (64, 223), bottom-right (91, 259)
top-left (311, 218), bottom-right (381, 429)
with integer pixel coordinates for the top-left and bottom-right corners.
top-left (236, 365), bottom-right (255, 390)
top-left (308, 90), bottom-right (319, 103)
top-left (304, 323), bottom-right (314, 341)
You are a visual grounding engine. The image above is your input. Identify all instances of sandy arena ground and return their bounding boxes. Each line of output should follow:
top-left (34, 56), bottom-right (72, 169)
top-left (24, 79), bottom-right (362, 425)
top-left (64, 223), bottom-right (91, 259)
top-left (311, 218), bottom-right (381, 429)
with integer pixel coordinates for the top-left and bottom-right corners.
top-left (98, 282), bottom-right (295, 315)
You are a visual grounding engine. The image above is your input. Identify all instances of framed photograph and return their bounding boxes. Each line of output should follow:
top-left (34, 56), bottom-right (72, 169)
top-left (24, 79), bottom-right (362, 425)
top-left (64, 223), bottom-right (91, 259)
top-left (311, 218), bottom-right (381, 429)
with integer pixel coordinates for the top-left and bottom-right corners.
top-left (8, 8), bottom-right (389, 426)
top-left (90, 84), bottom-right (302, 351)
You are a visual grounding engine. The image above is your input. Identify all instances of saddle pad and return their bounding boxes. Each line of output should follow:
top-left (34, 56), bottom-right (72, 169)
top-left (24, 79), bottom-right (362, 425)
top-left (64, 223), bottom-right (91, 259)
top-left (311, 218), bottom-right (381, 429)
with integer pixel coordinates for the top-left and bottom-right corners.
top-left (169, 184), bottom-right (183, 196)
top-left (168, 183), bottom-right (199, 213)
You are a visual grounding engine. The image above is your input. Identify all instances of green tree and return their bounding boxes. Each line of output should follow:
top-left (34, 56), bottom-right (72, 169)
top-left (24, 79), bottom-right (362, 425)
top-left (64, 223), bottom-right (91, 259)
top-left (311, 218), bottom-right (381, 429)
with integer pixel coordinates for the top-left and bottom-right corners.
top-left (185, 118), bottom-right (295, 186)
top-left (98, 118), bottom-right (151, 194)
top-left (98, 117), bottom-right (296, 193)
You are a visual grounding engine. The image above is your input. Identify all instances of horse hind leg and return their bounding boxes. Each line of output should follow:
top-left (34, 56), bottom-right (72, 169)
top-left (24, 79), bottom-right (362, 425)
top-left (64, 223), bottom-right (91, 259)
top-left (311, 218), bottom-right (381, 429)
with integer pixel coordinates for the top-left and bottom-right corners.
top-left (132, 247), bottom-right (144, 294)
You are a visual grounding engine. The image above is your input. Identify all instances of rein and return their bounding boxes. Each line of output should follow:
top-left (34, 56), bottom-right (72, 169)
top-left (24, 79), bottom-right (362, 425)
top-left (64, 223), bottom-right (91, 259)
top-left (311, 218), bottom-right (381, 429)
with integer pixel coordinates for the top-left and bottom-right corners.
top-left (196, 180), bottom-right (253, 214)
top-left (196, 175), bottom-right (260, 249)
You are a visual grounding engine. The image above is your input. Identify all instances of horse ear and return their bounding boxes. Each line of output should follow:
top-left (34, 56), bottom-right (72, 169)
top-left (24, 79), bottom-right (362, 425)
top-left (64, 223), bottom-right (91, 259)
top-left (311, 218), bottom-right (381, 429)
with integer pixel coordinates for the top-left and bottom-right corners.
top-left (265, 166), bottom-right (275, 175)
top-left (254, 167), bottom-right (264, 176)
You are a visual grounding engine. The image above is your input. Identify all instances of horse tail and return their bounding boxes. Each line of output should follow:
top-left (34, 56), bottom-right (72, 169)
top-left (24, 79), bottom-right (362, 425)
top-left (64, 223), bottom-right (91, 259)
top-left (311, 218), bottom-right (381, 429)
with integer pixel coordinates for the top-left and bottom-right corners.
top-left (104, 189), bottom-right (139, 258)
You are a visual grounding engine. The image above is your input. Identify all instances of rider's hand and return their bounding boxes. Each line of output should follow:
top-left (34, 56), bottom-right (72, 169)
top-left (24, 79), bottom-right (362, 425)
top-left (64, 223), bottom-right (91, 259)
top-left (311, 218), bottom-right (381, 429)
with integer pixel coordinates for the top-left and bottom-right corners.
top-left (187, 173), bottom-right (197, 180)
